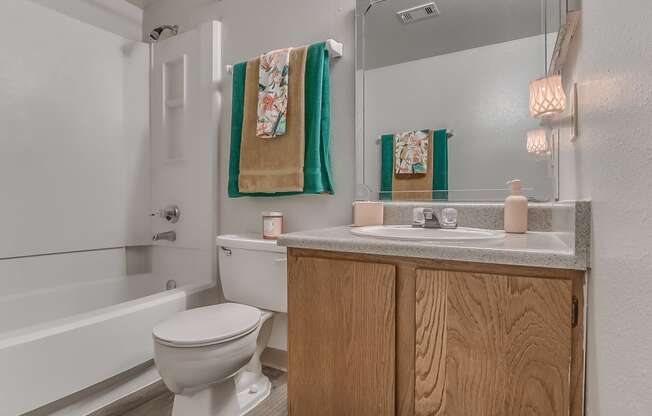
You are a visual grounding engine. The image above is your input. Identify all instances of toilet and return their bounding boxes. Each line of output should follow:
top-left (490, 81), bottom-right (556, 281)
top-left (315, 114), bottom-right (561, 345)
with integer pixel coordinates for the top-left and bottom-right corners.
top-left (153, 234), bottom-right (287, 416)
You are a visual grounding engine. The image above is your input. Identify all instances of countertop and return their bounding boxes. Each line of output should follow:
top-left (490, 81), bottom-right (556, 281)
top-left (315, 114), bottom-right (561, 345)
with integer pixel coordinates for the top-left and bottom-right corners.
top-left (277, 226), bottom-right (588, 270)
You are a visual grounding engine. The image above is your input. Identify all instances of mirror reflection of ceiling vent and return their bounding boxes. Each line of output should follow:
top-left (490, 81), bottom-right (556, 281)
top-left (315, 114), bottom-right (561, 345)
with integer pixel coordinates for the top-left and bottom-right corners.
top-left (397, 2), bottom-right (440, 24)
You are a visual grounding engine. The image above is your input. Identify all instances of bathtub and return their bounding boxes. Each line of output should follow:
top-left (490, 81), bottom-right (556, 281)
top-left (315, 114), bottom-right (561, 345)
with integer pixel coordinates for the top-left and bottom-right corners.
top-left (0, 262), bottom-right (212, 416)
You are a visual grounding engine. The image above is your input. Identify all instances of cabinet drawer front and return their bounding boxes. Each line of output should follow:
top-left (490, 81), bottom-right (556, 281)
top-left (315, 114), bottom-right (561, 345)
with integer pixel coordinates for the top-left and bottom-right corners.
top-left (288, 256), bottom-right (396, 416)
top-left (415, 269), bottom-right (572, 416)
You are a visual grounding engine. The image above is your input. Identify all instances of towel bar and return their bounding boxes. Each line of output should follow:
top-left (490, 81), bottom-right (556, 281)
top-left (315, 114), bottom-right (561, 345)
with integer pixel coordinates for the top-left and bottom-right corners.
top-left (225, 39), bottom-right (343, 75)
top-left (375, 130), bottom-right (454, 144)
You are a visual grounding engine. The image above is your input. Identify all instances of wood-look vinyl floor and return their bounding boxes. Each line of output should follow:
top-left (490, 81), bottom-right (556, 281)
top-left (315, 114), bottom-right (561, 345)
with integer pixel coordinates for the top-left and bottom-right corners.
top-left (121, 368), bottom-right (287, 416)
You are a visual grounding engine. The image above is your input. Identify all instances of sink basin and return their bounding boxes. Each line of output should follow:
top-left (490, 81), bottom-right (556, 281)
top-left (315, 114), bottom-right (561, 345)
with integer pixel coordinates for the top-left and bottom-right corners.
top-left (350, 225), bottom-right (505, 242)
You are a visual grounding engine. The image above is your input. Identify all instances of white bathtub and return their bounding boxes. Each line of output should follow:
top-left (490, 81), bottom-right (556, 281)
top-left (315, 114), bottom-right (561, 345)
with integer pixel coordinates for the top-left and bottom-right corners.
top-left (0, 250), bottom-right (212, 416)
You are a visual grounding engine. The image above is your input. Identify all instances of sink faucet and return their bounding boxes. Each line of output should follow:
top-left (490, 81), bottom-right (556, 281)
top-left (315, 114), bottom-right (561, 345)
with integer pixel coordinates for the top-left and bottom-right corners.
top-left (153, 230), bottom-right (176, 242)
top-left (422, 208), bottom-right (442, 229)
top-left (413, 207), bottom-right (458, 229)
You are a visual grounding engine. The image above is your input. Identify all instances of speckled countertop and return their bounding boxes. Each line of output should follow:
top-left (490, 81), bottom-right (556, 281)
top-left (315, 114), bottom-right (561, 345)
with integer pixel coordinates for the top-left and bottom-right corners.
top-left (278, 226), bottom-right (585, 270)
top-left (277, 201), bottom-right (591, 271)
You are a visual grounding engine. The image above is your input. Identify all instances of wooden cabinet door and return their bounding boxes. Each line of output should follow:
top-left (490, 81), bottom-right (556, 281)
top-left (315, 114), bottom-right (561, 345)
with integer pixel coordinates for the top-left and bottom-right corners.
top-left (415, 269), bottom-right (572, 416)
top-left (288, 256), bottom-right (396, 416)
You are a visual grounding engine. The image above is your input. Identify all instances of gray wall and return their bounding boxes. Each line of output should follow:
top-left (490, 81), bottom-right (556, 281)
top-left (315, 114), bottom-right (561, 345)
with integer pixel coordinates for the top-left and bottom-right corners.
top-left (144, 0), bottom-right (356, 235)
top-left (362, 0), bottom-right (555, 70)
top-left (558, 0), bottom-right (652, 413)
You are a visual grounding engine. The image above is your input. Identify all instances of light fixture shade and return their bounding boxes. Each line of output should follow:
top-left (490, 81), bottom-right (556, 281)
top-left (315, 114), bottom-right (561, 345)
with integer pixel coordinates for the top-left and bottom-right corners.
top-left (527, 129), bottom-right (549, 154)
top-left (529, 75), bottom-right (566, 118)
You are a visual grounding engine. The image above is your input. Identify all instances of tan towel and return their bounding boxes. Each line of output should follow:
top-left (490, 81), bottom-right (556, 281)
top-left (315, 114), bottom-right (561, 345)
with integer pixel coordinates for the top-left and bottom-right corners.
top-left (392, 130), bottom-right (434, 201)
top-left (239, 47), bottom-right (307, 193)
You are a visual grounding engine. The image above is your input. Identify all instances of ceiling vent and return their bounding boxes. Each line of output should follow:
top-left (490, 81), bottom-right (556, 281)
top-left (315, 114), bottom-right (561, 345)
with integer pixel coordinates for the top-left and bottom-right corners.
top-left (397, 2), bottom-right (440, 24)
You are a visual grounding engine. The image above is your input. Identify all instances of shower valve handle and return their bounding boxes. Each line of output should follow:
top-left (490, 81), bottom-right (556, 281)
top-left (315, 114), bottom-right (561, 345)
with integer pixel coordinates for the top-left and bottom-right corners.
top-left (150, 205), bottom-right (180, 223)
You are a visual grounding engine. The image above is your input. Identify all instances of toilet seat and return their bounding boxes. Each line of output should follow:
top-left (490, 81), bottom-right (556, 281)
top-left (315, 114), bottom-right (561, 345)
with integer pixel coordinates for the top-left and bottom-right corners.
top-left (153, 303), bottom-right (261, 348)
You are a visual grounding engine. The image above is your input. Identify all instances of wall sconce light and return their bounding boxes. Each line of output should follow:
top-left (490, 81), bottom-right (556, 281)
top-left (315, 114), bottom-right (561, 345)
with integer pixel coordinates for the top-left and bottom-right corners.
top-left (529, 74), bottom-right (567, 118)
top-left (529, 0), bottom-right (567, 120)
top-left (538, 83), bottom-right (579, 141)
top-left (526, 128), bottom-right (550, 155)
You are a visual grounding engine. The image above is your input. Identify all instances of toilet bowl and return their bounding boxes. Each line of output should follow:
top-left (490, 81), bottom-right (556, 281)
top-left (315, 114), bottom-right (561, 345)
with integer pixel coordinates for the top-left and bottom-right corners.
top-left (153, 234), bottom-right (287, 416)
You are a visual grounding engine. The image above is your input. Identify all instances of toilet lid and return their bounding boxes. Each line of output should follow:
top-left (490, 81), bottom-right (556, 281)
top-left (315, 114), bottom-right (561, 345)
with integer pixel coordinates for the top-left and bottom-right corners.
top-left (153, 303), bottom-right (261, 347)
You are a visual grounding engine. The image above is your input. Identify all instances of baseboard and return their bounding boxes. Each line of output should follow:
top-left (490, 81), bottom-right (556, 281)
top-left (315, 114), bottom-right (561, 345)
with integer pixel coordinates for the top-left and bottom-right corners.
top-left (261, 347), bottom-right (288, 372)
top-left (23, 361), bottom-right (164, 416)
top-left (86, 379), bottom-right (168, 416)
top-left (25, 350), bottom-right (286, 416)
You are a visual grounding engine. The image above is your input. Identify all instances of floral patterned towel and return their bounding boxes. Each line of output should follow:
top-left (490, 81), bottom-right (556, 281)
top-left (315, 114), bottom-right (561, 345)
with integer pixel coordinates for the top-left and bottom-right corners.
top-left (395, 130), bottom-right (429, 175)
top-left (257, 48), bottom-right (291, 138)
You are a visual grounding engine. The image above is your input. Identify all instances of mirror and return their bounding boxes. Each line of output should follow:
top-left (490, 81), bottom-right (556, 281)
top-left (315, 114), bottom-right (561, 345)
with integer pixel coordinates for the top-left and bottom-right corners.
top-left (356, 0), bottom-right (565, 201)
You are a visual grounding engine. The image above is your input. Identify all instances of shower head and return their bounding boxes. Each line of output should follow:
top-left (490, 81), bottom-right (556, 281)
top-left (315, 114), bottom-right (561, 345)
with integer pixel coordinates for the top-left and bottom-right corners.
top-left (363, 0), bottom-right (388, 15)
top-left (148, 24), bottom-right (179, 42)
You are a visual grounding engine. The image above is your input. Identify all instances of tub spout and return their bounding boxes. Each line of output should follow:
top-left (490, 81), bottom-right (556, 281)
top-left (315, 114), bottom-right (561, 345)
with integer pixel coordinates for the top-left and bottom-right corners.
top-left (153, 231), bottom-right (176, 242)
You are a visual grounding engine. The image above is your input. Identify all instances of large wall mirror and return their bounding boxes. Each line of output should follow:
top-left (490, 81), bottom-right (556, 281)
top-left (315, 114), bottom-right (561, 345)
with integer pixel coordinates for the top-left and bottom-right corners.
top-left (356, 0), bottom-right (567, 202)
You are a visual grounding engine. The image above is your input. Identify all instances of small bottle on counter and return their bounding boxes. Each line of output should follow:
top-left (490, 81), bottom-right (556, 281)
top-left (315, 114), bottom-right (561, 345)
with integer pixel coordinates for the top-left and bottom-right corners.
top-left (262, 211), bottom-right (284, 240)
top-left (504, 180), bottom-right (528, 233)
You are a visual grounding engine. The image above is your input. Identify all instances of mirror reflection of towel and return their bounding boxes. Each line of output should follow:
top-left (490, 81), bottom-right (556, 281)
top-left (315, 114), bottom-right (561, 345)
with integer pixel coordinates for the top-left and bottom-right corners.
top-left (380, 129), bottom-right (448, 201)
top-left (395, 129), bottom-right (429, 175)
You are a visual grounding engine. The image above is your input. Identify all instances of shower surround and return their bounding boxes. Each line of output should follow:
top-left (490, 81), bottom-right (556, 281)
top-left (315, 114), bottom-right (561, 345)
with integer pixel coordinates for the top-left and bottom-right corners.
top-left (0, 1), bottom-right (220, 413)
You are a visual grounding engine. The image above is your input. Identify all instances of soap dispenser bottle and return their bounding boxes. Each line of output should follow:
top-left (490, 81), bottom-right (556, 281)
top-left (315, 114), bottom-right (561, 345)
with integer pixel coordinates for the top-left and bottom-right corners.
top-left (504, 179), bottom-right (528, 233)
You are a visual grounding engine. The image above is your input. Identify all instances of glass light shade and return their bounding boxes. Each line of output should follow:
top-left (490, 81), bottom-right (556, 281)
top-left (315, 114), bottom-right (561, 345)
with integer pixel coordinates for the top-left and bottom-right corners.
top-left (529, 75), bottom-right (566, 118)
top-left (527, 129), bottom-right (549, 154)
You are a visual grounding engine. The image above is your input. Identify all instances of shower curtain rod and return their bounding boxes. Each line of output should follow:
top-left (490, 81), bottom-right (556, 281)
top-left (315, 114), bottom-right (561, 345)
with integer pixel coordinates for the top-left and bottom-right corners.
top-left (224, 39), bottom-right (343, 75)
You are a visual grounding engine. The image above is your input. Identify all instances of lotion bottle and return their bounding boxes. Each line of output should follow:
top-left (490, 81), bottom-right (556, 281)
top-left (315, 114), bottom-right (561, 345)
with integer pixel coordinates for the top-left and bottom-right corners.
top-left (504, 179), bottom-right (528, 233)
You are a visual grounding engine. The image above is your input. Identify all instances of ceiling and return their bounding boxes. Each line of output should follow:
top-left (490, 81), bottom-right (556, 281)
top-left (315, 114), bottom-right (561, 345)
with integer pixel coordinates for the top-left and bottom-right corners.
top-left (361, 0), bottom-right (562, 70)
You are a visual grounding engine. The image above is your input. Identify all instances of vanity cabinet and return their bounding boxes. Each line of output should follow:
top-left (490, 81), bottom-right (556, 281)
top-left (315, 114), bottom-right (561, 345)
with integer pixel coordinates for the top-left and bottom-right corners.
top-left (288, 249), bottom-right (586, 416)
top-left (287, 255), bottom-right (396, 415)
top-left (414, 269), bottom-right (572, 416)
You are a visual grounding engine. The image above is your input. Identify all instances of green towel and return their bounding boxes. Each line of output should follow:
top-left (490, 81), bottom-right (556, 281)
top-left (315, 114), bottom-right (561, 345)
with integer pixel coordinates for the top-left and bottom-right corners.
top-left (379, 129), bottom-right (448, 200)
top-left (380, 134), bottom-right (393, 201)
top-left (228, 61), bottom-right (247, 197)
top-left (432, 129), bottom-right (448, 200)
top-left (228, 42), bottom-right (334, 198)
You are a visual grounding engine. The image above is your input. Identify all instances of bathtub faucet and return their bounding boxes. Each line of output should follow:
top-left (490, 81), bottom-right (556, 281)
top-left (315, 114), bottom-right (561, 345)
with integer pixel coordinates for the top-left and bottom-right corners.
top-left (153, 230), bottom-right (176, 242)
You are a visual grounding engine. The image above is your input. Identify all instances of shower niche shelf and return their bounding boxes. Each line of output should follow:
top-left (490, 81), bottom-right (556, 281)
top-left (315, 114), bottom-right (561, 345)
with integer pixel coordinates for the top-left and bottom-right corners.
top-left (163, 54), bottom-right (187, 161)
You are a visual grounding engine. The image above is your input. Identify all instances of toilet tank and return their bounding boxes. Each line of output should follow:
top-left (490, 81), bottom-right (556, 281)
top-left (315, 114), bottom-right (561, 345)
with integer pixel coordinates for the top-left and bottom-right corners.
top-left (216, 234), bottom-right (287, 313)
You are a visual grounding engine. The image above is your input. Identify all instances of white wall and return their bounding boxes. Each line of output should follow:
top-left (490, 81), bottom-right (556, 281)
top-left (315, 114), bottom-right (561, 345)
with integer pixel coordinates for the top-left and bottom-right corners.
top-left (143, 0), bottom-right (356, 234)
top-left (558, 1), bottom-right (652, 414)
top-left (364, 34), bottom-right (552, 201)
top-left (143, 0), bottom-right (355, 352)
top-left (28, 0), bottom-right (144, 41)
top-left (0, 0), bottom-right (150, 258)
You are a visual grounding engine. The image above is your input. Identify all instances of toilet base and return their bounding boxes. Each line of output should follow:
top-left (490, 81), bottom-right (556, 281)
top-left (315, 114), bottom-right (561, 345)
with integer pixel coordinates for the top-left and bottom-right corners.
top-left (172, 379), bottom-right (239, 416)
top-left (170, 371), bottom-right (271, 416)
top-left (236, 371), bottom-right (272, 415)
top-left (165, 310), bottom-right (277, 416)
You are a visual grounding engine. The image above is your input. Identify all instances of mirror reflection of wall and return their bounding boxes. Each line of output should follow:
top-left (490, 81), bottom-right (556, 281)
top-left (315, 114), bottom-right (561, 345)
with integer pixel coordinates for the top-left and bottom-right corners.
top-left (357, 0), bottom-right (564, 201)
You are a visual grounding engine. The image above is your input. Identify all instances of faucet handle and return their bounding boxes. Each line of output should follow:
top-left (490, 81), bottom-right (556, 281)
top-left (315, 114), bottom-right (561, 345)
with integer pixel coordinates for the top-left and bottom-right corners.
top-left (150, 205), bottom-right (180, 223)
top-left (440, 208), bottom-right (458, 229)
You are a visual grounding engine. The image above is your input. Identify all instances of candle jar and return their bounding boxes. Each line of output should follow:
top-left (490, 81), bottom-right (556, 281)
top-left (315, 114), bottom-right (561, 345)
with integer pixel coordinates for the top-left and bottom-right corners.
top-left (262, 212), bottom-right (284, 240)
top-left (352, 201), bottom-right (384, 227)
